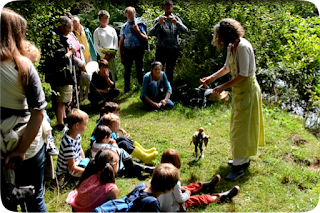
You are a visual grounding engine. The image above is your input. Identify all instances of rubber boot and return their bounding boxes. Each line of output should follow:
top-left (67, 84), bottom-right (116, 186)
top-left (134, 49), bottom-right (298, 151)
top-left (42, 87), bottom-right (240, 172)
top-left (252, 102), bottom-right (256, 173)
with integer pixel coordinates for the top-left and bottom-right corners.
top-left (228, 160), bottom-right (250, 170)
top-left (202, 174), bottom-right (221, 190)
top-left (133, 161), bottom-right (155, 174)
top-left (131, 146), bottom-right (158, 164)
top-left (225, 165), bottom-right (244, 181)
top-left (123, 158), bottom-right (142, 177)
top-left (133, 141), bottom-right (157, 154)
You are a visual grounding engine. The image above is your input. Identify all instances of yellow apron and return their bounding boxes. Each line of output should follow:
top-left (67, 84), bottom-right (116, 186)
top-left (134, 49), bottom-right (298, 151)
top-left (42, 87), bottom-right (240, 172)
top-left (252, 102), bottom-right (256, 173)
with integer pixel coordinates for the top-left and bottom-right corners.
top-left (229, 54), bottom-right (265, 158)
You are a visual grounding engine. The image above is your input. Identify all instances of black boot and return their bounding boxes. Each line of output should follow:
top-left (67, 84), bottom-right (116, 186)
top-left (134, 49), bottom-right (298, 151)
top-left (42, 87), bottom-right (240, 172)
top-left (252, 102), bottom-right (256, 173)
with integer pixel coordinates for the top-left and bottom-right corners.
top-left (202, 174), bottom-right (221, 189)
top-left (123, 159), bottom-right (142, 177)
top-left (218, 185), bottom-right (240, 203)
top-left (227, 160), bottom-right (250, 170)
top-left (133, 161), bottom-right (155, 174)
top-left (225, 165), bottom-right (244, 181)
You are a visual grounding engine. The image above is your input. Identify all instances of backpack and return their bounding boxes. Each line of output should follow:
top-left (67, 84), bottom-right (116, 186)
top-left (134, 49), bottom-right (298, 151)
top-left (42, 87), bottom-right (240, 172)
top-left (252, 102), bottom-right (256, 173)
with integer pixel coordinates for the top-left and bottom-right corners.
top-left (172, 84), bottom-right (207, 108)
top-left (92, 183), bottom-right (153, 212)
top-left (135, 18), bottom-right (149, 51)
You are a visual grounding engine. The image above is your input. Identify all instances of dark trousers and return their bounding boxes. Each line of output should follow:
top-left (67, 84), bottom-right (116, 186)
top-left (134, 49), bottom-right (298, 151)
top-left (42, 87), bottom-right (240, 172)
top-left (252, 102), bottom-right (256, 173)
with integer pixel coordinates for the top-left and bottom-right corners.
top-left (123, 47), bottom-right (145, 92)
top-left (89, 88), bottom-right (120, 104)
top-left (155, 46), bottom-right (179, 83)
top-left (116, 136), bottom-right (135, 154)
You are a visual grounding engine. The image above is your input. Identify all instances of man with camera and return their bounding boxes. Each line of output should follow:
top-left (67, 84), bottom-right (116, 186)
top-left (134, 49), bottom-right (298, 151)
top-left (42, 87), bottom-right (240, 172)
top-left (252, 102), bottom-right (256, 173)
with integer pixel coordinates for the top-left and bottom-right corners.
top-left (149, 0), bottom-right (188, 84)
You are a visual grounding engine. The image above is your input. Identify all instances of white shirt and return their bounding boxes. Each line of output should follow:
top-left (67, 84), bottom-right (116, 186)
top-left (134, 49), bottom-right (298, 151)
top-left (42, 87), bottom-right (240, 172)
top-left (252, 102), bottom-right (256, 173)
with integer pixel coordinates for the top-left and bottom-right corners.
top-left (224, 37), bottom-right (256, 77)
top-left (157, 181), bottom-right (190, 212)
top-left (93, 25), bottom-right (118, 58)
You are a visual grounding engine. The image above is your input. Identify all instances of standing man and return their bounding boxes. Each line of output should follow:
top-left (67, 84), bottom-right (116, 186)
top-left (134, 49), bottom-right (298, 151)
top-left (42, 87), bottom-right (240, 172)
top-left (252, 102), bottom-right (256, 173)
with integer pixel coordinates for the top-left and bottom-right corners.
top-left (73, 16), bottom-right (98, 63)
top-left (148, 0), bottom-right (188, 83)
top-left (119, 6), bottom-right (148, 95)
top-left (45, 16), bottom-right (76, 132)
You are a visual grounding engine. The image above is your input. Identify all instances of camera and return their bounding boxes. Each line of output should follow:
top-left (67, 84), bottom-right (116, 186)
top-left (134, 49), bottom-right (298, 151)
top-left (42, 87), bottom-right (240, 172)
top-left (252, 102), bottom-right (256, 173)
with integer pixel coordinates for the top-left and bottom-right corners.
top-left (165, 17), bottom-right (172, 22)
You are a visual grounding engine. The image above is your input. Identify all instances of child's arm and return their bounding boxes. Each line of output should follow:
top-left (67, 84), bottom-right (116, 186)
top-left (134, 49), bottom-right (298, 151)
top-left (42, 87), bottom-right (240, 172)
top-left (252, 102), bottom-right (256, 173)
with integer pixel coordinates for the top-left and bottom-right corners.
top-left (172, 182), bottom-right (190, 203)
top-left (80, 147), bottom-right (85, 159)
top-left (104, 184), bottom-right (119, 202)
top-left (119, 128), bottom-right (130, 138)
top-left (109, 139), bottom-right (119, 148)
top-left (67, 158), bottom-right (85, 176)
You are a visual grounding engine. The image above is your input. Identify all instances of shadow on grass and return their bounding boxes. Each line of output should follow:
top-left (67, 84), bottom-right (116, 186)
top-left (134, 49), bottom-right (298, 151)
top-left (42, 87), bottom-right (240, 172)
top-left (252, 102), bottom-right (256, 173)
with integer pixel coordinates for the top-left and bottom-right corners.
top-left (186, 158), bottom-right (253, 194)
top-left (120, 102), bottom-right (149, 118)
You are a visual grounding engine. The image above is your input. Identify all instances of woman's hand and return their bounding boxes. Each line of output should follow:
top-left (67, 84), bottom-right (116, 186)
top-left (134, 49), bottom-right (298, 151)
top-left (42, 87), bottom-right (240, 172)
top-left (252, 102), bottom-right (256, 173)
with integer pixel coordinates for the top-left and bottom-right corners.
top-left (200, 76), bottom-right (212, 86)
top-left (212, 84), bottom-right (225, 95)
top-left (4, 150), bottom-right (25, 170)
top-left (160, 99), bottom-right (167, 107)
top-left (152, 101), bottom-right (161, 109)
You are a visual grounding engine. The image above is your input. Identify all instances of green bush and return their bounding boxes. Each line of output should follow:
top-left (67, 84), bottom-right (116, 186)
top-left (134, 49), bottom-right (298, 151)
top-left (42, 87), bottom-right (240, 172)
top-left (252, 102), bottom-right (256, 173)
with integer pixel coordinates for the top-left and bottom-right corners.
top-left (6, 0), bottom-right (320, 114)
top-left (150, 0), bottom-right (320, 112)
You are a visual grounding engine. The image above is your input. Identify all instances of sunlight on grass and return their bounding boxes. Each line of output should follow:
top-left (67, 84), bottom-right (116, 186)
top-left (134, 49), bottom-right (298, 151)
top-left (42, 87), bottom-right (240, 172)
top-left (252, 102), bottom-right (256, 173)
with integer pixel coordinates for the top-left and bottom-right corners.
top-left (45, 89), bottom-right (319, 212)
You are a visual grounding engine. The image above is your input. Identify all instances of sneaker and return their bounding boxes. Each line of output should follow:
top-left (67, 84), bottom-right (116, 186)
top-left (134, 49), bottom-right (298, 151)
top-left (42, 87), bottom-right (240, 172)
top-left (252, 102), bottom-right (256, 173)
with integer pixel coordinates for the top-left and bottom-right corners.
top-left (46, 135), bottom-right (59, 156)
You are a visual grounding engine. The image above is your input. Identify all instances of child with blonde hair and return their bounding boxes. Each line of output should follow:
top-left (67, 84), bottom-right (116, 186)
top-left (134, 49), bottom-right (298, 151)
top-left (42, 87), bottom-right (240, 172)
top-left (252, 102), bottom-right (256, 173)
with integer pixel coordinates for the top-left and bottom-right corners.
top-left (101, 113), bottom-right (158, 164)
top-left (92, 102), bottom-right (156, 155)
top-left (56, 109), bottom-right (90, 186)
top-left (158, 149), bottom-right (240, 211)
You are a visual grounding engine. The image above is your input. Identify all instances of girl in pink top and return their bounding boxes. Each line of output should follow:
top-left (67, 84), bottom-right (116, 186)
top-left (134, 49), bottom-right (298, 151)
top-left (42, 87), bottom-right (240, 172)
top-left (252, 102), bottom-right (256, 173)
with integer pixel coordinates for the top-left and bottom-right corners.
top-left (66, 149), bottom-right (119, 212)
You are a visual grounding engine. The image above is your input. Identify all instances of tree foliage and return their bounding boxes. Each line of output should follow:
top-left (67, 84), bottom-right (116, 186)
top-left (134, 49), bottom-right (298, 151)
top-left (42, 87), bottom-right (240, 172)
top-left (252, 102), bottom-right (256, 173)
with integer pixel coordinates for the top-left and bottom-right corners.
top-left (5, 0), bottom-right (320, 114)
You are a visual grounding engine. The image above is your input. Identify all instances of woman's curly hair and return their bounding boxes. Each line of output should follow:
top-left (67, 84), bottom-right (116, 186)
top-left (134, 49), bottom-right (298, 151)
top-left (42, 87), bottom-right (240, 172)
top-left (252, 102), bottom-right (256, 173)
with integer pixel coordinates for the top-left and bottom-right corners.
top-left (212, 18), bottom-right (245, 50)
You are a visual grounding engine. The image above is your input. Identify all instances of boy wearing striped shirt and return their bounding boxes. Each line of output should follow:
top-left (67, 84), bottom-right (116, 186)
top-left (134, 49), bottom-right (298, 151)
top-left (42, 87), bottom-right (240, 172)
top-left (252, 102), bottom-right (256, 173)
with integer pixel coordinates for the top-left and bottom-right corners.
top-left (56, 108), bottom-right (89, 186)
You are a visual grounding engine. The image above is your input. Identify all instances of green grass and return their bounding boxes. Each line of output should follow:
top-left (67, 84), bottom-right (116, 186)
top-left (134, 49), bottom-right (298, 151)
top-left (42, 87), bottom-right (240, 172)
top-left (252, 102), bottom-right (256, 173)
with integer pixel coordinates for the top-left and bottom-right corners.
top-left (44, 82), bottom-right (319, 212)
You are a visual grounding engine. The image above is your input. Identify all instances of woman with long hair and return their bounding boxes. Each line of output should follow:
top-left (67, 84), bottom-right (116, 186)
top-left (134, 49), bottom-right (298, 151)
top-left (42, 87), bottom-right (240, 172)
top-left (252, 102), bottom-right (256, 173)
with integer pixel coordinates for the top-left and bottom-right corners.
top-left (1, 8), bottom-right (47, 211)
top-left (200, 18), bottom-right (265, 181)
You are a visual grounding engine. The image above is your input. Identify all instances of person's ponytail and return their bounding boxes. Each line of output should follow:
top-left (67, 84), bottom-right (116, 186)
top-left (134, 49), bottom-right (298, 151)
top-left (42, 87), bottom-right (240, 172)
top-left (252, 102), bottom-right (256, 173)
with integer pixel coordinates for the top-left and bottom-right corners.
top-left (99, 163), bottom-right (116, 184)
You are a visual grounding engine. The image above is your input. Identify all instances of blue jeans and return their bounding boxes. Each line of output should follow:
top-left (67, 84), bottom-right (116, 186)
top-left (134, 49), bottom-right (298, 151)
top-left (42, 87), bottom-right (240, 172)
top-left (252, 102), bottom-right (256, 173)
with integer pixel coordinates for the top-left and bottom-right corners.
top-left (142, 81), bottom-right (174, 110)
top-left (15, 144), bottom-right (47, 212)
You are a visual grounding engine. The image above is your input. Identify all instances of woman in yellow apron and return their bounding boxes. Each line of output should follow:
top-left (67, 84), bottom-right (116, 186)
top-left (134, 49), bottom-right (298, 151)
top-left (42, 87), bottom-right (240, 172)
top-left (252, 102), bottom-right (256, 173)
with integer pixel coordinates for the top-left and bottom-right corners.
top-left (200, 18), bottom-right (264, 181)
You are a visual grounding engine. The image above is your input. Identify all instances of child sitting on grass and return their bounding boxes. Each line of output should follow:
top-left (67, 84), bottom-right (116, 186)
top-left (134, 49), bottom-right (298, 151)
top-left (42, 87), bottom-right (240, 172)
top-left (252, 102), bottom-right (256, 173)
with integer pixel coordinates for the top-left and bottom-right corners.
top-left (91, 102), bottom-right (157, 156)
top-left (92, 112), bottom-right (158, 164)
top-left (56, 109), bottom-right (90, 187)
top-left (66, 149), bottom-right (119, 212)
top-left (92, 163), bottom-right (179, 212)
top-left (158, 149), bottom-right (240, 212)
top-left (91, 125), bottom-right (154, 177)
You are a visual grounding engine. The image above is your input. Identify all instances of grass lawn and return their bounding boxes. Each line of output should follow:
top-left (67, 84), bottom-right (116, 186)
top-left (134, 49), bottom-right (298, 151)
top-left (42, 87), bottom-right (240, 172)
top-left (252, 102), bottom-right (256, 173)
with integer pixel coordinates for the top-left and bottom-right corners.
top-left (44, 84), bottom-right (319, 212)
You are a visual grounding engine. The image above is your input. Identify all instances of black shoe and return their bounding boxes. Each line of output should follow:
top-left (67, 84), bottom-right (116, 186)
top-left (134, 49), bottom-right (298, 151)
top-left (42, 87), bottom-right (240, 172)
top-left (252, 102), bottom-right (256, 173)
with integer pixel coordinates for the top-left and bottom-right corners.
top-left (143, 165), bottom-right (155, 174)
top-left (225, 165), bottom-right (244, 181)
top-left (228, 160), bottom-right (250, 170)
top-left (218, 185), bottom-right (240, 203)
top-left (57, 124), bottom-right (66, 132)
top-left (202, 174), bottom-right (221, 189)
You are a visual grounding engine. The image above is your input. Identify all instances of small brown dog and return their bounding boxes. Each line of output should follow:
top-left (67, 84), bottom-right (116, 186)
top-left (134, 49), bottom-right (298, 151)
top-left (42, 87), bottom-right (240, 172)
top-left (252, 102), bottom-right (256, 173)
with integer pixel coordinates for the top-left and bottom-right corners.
top-left (190, 127), bottom-right (210, 160)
